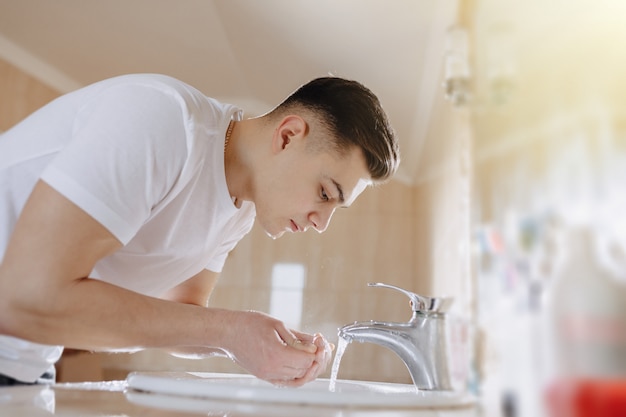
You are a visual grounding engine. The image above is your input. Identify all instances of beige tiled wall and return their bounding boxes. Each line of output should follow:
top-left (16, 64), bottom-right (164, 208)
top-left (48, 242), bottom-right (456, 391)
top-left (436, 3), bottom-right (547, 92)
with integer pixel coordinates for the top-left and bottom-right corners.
top-left (0, 59), bottom-right (60, 131)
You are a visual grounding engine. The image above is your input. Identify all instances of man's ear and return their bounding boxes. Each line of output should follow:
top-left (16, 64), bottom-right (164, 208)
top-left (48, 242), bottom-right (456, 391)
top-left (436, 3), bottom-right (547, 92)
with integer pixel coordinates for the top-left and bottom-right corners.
top-left (272, 115), bottom-right (308, 153)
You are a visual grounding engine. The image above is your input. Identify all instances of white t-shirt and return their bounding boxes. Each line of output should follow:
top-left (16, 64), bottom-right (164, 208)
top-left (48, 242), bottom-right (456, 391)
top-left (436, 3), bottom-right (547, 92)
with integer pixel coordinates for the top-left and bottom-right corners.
top-left (0, 74), bottom-right (256, 382)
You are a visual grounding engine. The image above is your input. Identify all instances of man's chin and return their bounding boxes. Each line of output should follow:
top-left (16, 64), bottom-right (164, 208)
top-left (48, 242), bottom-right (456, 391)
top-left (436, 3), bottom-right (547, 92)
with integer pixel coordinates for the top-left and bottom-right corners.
top-left (265, 229), bottom-right (285, 240)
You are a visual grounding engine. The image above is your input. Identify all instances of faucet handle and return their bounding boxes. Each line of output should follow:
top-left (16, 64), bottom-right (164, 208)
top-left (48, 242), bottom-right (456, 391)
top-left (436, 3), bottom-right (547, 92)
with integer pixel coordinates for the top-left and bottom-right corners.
top-left (368, 282), bottom-right (453, 314)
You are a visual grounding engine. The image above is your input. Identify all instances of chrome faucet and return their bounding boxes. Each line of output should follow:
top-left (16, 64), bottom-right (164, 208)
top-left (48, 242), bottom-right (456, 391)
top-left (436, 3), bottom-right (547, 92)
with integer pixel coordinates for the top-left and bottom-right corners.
top-left (338, 283), bottom-right (454, 390)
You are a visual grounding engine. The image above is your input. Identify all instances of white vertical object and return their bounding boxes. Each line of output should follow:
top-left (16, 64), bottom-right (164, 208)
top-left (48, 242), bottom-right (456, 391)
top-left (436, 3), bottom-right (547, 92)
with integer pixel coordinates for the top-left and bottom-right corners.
top-left (270, 263), bottom-right (306, 330)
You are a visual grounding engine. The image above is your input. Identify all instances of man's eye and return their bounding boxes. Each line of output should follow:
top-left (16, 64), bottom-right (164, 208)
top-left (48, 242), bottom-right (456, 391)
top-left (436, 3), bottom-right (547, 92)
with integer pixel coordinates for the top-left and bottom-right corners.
top-left (321, 188), bottom-right (329, 201)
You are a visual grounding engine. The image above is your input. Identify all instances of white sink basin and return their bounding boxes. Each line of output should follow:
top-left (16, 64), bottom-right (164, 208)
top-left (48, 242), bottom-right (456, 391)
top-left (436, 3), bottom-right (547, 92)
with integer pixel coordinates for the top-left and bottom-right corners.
top-left (125, 371), bottom-right (474, 409)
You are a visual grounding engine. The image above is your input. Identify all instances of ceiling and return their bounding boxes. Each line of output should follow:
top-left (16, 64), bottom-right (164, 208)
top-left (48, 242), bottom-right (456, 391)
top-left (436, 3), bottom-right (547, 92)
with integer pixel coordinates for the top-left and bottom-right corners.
top-left (0, 0), bottom-right (462, 185)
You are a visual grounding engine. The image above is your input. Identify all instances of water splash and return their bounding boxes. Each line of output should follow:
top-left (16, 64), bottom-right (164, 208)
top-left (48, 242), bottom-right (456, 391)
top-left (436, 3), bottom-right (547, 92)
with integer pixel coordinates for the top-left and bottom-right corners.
top-left (328, 336), bottom-right (350, 392)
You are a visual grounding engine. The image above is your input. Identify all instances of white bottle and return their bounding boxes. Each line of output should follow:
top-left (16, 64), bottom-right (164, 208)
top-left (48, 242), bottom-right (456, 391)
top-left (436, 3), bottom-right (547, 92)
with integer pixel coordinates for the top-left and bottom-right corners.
top-left (543, 225), bottom-right (626, 380)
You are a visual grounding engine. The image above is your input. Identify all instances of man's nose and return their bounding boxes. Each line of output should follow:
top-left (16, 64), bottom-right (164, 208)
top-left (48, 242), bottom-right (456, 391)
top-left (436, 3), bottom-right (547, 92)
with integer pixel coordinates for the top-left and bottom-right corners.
top-left (310, 206), bottom-right (336, 233)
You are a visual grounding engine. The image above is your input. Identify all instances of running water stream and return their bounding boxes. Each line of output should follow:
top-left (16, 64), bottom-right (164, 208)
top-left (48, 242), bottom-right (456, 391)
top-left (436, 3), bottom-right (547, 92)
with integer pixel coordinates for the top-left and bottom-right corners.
top-left (328, 336), bottom-right (350, 392)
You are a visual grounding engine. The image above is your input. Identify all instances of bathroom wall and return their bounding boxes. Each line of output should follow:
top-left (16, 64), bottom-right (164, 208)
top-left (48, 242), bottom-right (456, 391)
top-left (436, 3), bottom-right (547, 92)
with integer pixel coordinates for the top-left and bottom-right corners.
top-left (1, 58), bottom-right (473, 384)
top-left (0, 58), bottom-right (60, 130)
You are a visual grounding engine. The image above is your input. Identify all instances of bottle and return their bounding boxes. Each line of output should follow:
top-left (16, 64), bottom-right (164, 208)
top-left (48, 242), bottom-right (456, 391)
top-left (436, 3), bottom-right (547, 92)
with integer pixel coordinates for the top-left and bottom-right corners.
top-left (542, 225), bottom-right (626, 417)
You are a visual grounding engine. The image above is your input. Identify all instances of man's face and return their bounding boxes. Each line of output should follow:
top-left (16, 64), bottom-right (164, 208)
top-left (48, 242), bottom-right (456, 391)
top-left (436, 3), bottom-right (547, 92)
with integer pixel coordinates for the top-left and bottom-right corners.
top-left (253, 138), bottom-right (371, 239)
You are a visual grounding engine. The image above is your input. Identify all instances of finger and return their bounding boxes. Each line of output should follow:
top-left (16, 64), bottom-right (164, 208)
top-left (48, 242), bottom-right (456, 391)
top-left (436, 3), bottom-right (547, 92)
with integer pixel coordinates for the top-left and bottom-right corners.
top-left (275, 326), bottom-right (316, 353)
top-left (265, 366), bottom-right (307, 387)
top-left (272, 323), bottom-right (319, 375)
top-left (288, 338), bottom-right (330, 387)
top-left (256, 363), bottom-right (309, 383)
top-left (296, 362), bottom-right (322, 386)
top-left (290, 330), bottom-right (319, 354)
top-left (291, 338), bottom-right (318, 353)
top-left (272, 362), bottom-right (321, 388)
top-left (291, 366), bottom-right (309, 379)
top-left (312, 333), bottom-right (333, 366)
top-left (291, 330), bottom-right (315, 344)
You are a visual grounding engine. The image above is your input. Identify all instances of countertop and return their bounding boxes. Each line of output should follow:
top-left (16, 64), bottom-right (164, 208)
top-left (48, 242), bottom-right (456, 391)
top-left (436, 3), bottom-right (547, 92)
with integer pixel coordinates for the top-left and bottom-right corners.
top-left (0, 380), bottom-right (481, 417)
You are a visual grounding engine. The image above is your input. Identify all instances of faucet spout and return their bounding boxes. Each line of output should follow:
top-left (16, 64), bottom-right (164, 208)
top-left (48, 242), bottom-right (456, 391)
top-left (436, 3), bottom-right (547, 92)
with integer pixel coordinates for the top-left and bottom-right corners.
top-left (339, 316), bottom-right (451, 391)
top-left (337, 283), bottom-right (454, 391)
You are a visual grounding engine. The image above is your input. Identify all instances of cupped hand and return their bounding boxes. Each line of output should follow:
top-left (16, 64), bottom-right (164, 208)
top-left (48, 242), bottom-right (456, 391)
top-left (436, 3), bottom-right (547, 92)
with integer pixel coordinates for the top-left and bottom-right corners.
top-left (221, 311), bottom-right (334, 387)
top-left (289, 330), bottom-right (335, 385)
top-left (267, 331), bottom-right (335, 387)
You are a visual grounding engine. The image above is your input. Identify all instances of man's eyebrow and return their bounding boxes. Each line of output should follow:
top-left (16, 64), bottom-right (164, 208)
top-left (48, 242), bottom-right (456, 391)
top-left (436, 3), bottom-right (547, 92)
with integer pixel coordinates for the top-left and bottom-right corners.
top-left (331, 179), bottom-right (345, 205)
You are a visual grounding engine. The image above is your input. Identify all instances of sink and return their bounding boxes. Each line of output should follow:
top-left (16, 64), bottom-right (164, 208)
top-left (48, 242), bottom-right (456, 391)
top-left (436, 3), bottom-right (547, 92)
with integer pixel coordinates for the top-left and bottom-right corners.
top-left (125, 371), bottom-right (474, 409)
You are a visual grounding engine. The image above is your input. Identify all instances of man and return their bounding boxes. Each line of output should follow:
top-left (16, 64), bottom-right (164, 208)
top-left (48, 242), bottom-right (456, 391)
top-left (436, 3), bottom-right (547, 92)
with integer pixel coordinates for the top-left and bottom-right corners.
top-left (0, 74), bottom-right (400, 386)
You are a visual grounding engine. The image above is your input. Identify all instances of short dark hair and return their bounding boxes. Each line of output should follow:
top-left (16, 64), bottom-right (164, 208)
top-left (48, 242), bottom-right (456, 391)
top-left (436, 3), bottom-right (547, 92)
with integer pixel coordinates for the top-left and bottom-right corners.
top-left (275, 77), bottom-right (400, 183)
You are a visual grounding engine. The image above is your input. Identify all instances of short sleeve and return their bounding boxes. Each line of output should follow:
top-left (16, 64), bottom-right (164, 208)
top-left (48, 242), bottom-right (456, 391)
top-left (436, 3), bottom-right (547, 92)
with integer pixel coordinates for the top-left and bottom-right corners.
top-left (41, 84), bottom-right (189, 244)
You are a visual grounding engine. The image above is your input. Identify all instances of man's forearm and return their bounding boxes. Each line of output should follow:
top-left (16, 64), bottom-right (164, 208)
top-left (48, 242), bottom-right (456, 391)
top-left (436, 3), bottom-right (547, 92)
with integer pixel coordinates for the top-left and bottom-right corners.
top-left (0, 275), bottom-right (233, 352)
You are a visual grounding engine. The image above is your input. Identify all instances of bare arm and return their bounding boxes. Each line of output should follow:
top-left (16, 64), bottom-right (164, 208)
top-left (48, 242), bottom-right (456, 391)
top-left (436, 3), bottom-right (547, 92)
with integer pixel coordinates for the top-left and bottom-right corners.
top-left (0, 181), bottom-right (327, 386)
top-left (159, 269), bottom-right (228, 358)
top-left (161, 269), bottom-right (220, 308)
top-left (160, 270), bottom-right (334, 373)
